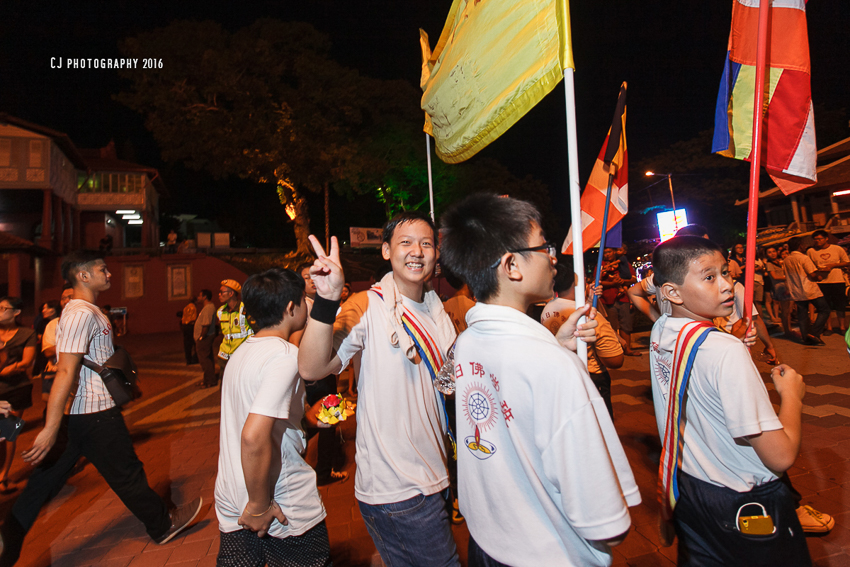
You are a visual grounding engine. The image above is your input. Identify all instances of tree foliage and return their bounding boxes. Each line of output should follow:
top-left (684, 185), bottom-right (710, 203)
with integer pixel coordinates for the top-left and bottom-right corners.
top-left (117, 19), bottom-right (421, 255)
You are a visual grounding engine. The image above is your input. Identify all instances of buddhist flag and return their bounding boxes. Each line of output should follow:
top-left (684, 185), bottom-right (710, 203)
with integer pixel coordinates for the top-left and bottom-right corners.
top-left (420, 0), bottom-right (573, 164)
top-left (563, 83), bottom-right (628, 254)
top-left (712, 0), bottom-right (816, 195)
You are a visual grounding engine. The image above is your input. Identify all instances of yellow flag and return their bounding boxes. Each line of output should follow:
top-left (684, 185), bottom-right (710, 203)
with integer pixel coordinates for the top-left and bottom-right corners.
top-left (420, 0), bottom-right (573, 164)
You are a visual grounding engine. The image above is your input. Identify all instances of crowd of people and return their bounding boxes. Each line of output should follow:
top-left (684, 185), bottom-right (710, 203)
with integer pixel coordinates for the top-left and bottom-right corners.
top-left (0, 194), bottom-right (849, 566)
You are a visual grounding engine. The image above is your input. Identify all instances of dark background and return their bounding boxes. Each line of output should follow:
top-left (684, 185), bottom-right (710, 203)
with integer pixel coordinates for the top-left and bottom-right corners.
top-left (1, 0), bottom-right (847, 246)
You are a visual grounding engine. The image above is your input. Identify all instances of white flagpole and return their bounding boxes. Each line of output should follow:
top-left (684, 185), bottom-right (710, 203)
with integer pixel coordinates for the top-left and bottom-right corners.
top-left (564, 68), bottom-right (587, 364)
top-left (426, 133), bottom-right (436, 221)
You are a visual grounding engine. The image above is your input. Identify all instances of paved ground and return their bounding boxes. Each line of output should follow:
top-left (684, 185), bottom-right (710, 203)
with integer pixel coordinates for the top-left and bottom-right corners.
top-left (1, 328), bottom-right (848, 566)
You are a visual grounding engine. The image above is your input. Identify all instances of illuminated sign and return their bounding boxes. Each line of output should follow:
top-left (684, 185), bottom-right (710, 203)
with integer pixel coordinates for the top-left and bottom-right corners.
top-left (656, 209), bottom-right (688, 242)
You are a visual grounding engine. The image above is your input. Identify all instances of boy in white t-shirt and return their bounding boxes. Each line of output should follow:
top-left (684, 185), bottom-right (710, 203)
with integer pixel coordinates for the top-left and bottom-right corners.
top-left (215, 268), bottom-right (332, 567)
top-left (649, 236), bottom-right (811, 565)
top-left (440, 193), bottom-right (641, 567)
top-left (298, 212), bottom-right (459, 566)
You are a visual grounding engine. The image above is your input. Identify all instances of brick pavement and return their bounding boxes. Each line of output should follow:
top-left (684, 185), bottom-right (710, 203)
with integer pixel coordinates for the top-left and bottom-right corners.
top-left (1, 330), bottom-right (848, 566)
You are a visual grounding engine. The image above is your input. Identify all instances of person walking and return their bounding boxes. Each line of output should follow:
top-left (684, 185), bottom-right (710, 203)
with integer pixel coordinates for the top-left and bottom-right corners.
top-left (784, 236), bottom-right (830, 345)
top-left (0, 251), bottom-right (203, 566)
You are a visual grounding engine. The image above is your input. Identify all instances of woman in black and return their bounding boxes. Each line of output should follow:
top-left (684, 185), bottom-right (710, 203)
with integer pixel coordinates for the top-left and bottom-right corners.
top-left (0, 297), bottom-right (36, 492)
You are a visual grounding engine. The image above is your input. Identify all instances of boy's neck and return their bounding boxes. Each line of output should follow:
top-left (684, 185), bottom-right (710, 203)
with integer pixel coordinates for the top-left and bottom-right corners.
top-left (72, 285), bottom-right (98, 304)
top-left (391, 273), bottom-right (425, 303)
top-left (668, 302), bottom-right (712, 323)
top-left (254, 326), bottom-right (293, 342)
top-left (483, 287), bottom-right (536, 313)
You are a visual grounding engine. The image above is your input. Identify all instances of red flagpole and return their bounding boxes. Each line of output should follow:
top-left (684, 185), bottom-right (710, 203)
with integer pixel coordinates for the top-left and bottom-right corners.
top-left (743, 0), bottom-right (771, 333)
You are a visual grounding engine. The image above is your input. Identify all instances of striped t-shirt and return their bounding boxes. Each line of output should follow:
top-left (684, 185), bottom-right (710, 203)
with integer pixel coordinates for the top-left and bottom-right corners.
top-left (56, 299), bottom-right (116, 414)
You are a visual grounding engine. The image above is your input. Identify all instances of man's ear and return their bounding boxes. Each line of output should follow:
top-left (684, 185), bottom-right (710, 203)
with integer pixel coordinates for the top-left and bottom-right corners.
top-left (381, 242), bottom-right (390, 261)
top-left (660, 282), bottom-right (684, 306)
top-left (285, 300), bottom-right (295, 317)
top-left (501, 253), bottom-right (524, 282)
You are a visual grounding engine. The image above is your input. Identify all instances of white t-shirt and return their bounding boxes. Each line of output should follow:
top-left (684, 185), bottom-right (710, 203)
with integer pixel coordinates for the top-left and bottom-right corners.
top-left (215, 336), bottom-right (326, 538)
top-left (56, 299), bottom-right (116, 414)
top-left (456, 303), bottom-right (640, 566)
top-left (808, 244), bottom-right (850, 284)
top-left (649, 315), bottom-right (782, 492)
top-left (783, 251), bottom-right (823, 301)
top-left (540, 297), bottom-right (622, 375)
top-left (334, 290), bottom-right (454, 505)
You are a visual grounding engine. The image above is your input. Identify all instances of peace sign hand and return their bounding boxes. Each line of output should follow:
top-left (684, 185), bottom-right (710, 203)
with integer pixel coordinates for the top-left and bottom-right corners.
top-left (308, 235), bottom-right (345, 300)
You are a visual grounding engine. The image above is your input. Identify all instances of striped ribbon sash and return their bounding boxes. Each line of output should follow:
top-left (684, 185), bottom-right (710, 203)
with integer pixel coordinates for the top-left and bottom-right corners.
top-left (658, 321), bottom-right (718, 520)
top-left (371, 287), bottom-right (456, 456)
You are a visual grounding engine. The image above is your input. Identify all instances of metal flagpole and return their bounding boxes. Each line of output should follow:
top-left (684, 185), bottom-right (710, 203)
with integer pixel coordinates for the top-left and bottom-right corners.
top-left (426, 133), bottom-right (436, 222)
top-left (564, 67), bottom-right (588, 364)
top-left (742, 0), bottom-right (771, 330)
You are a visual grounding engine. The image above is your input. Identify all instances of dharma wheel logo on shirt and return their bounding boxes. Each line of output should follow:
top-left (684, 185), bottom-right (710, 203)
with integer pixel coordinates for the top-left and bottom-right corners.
top-left (462, 382), bottom-right (497, 460)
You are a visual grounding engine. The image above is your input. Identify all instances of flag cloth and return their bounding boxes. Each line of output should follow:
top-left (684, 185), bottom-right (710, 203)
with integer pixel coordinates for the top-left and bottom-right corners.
top-left (712, 0), bottom-right (816, 195)
top-left (563, 83), bottom-right (628, 254)
top-left (420, 0), bottom-right (573, 164)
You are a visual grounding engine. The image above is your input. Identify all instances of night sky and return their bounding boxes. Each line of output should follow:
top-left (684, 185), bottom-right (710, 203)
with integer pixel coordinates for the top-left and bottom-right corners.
top-left (1, 0), bottom-right (847, 245)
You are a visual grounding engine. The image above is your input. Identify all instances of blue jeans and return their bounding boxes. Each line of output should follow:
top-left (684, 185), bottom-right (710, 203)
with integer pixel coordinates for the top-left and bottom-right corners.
top-left (357, 488), bottom-right (459, 567)
top-left (468, 536), bottom-right (509, 567)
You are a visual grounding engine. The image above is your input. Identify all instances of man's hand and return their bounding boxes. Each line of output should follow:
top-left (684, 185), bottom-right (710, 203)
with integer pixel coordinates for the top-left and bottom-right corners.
top-left (308, 235), bottom-right (345, 300)
top-left (771, 364), bottom-right (805, 403)
top-left (556, 304), bottom-right (599, 352)
top-left (305, 399), bottom-right (335, 429)
top-left (0, 401), bottom-right (11, 418)
top-left (22, 427), bottom-right (59, 465)
top-left (238, 500), bottom-right (288, 537)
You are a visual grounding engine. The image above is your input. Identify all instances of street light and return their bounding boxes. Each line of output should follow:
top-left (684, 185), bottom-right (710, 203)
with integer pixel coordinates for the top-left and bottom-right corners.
top-left (646, 171), bottom-right (678, 229)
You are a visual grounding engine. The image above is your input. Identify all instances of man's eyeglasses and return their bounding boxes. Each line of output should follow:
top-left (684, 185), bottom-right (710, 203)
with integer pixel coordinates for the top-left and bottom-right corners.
top-left (490, 242), bottom-right (557, 269)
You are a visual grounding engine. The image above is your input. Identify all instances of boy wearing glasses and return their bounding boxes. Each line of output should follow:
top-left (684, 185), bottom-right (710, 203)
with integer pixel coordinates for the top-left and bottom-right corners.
top-left (440, 194), bottom-right (640, 566)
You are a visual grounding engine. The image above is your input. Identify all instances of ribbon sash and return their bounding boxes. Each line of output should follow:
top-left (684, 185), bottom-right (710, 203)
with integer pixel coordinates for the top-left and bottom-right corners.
top-left (658, 321), bottom-right (717, 519)
top-left (371, 287), bottom-right (457, 456)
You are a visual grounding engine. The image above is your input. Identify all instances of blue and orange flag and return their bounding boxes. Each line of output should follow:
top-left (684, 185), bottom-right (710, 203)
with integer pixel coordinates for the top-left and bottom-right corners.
top-left (712, 0), bottom-right (816, 195)
top-left (563, 83), bottom-right (628, 254)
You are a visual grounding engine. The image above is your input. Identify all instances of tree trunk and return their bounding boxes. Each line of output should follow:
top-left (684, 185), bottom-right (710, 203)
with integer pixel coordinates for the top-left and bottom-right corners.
top-left (277, 178), bottom-right (313, 257)
top-left (291, 190), bottom-right (312, 257)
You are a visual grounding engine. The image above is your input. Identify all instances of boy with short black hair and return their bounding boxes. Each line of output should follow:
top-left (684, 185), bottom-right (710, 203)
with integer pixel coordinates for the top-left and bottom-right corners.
top-left (650, 236), bottom-right (811, 565)
top-left (215, 267), bottom-right (333, 566)
top-left (440, 193), bottom-right (640, 566)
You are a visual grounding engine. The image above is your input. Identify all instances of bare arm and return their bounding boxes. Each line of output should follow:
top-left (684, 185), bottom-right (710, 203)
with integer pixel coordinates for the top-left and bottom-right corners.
top-left (747, 364), bottom-right (804, 472)
top-left (598, 353), bottom-right (624, 370)
top-left (238, 414), bottom-right (288, 536)
top-left (627, 283), bottom-right (660, 323)
top-left (297, 236), bottom-right (344, 380)
top-left (1, 345), bottom-right (36, 376)
top-left (23, 351), bottom-right (82, 465)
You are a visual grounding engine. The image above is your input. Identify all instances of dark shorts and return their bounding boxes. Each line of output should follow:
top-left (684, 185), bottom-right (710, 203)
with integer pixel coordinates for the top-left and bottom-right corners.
top-left (818, 282), bottom-right (847, 312)
top-left (674, 472), bottom-right (811, 567)
top-left (217, 521), bottom-right (332, 567)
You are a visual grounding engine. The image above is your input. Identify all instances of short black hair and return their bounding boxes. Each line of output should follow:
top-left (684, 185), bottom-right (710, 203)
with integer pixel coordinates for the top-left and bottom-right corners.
top-left (652, 236), bottom-right (725, 287)
top-left (674, 224), bottom-right (709, 238)
top-left (62, 282), bottom-right (73, 291)
top-left (382, 211), bottom-right (436, 244)
top-left (0, 297), bottom-right (23, 311)
top-left (242, 268), bottom-right (305, 331)
top-left (61, 250), bottom-right (104, 286)
top-left (812, 229), bottom-right (829, 239)
top-left (787, 236), bottom-right (803, 252)
top-left (553, 258), bottom-right (575, 294)
top-left (199, 289), bottom-right (213, 301)
top-left (440, 193), bottom-right (542, 302)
